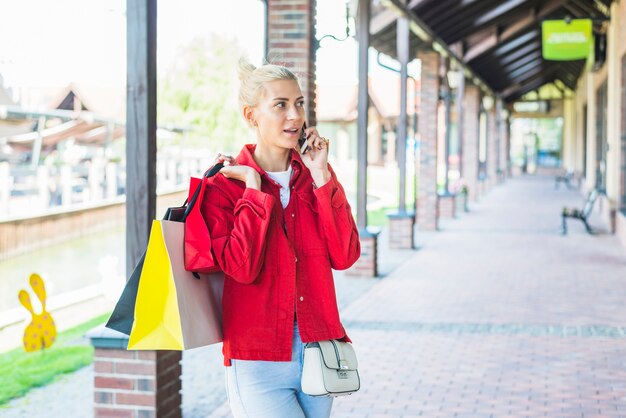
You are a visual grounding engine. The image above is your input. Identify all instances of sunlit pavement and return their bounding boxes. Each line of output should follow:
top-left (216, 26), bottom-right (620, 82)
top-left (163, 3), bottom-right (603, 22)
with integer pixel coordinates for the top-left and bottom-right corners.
top-left (3, 174), bottom-right (626, 418)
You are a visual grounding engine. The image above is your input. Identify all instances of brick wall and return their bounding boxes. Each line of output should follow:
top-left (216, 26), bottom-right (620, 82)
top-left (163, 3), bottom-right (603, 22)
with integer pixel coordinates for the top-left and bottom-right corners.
top-left (462, 85), bottom-right (480, 202)
top-left (93, 347), bottom-right (182, 418)
top-left (416, 50), bottom-right (441, 231)
top-left (267, 0), bottom-right (317, 126)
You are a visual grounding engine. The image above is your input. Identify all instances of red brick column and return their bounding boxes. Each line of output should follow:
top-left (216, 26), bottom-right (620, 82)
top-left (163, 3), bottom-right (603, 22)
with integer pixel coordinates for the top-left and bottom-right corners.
top-left (416, 50), bottom-right (440, 230)
top-left (89, 327), bottom-right (182, 418)
top-left (462, 85), bottom-right (480, 202)
top-left (387, 213), bottom-right (414, 249)
top-left (346, 230), bottom-right (380, 277)
top-left (266, 0), bottom-right (317, 126)
top-left (437, 194), bottom-right (457, 219)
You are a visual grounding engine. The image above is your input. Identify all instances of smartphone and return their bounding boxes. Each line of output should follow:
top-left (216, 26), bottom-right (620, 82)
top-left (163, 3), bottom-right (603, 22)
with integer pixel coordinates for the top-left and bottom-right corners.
top-left (298, 122), bottom-right (310, 154)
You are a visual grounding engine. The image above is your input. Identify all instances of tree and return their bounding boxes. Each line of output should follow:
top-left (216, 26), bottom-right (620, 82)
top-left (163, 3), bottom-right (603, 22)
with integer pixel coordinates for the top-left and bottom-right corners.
top-left (158, 34), bottom-right (251, 154)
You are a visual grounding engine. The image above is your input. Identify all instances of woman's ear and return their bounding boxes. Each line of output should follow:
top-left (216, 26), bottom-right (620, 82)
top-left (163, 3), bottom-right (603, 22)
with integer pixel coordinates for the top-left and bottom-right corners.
top-left (243, 106), bottom-right (257, 128)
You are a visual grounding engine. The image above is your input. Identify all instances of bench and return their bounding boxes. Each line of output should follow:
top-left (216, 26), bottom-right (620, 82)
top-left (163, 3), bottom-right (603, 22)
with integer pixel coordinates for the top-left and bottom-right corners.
top-left (561, 189), bottom-right (599, 235)
top-left (555, 169), bottom-right (578, 190)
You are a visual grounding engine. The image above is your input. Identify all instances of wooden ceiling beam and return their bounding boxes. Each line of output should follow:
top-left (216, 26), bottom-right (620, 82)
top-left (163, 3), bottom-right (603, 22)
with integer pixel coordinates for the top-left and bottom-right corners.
top-left (501, 50), bottom-right (544, 73)
top-left (464, 0), bottom-right (568, 62)
top-left (505, 74), bottom-right (558, 101)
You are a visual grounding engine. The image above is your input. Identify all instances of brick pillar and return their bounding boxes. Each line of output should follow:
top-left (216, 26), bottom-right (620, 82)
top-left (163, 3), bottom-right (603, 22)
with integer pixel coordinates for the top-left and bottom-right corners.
top-left (416, 50), bottom-right (440, 231)
top-left (437, 194), bottom-right (456, 219)
top-left (89, 326), bottom-right (182, 418)
top-left (387, 213), bottom-right (414, 249)
top-left (346, 230), bottom-right (380, 277)
top-left (463, 85), bottom-right (480, 202)
top-left (266, 0), bottom-right (317, 126)
top-left (486, 104), bottom-right (497, 190)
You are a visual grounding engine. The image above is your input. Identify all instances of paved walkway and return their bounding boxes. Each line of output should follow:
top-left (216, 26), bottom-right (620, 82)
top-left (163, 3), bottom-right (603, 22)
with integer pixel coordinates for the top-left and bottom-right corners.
top-left (210, 174), bottom-right (626, 418)
top-left (3, 173), bottom-right (626, 417)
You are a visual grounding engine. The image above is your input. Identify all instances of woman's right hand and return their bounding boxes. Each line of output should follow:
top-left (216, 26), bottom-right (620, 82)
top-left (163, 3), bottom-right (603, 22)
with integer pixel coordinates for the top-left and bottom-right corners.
top-left (215, 153), bottom-right (261, 190)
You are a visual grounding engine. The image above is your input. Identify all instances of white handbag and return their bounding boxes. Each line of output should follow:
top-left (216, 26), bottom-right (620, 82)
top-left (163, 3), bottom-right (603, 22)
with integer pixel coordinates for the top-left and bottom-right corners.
top-left (301, 340), bottom-right (360, 397)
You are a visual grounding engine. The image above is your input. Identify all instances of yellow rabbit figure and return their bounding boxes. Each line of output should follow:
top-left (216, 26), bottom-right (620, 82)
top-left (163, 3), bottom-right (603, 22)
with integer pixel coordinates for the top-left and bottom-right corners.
top-left (18, 273), bottom-right (57, 352)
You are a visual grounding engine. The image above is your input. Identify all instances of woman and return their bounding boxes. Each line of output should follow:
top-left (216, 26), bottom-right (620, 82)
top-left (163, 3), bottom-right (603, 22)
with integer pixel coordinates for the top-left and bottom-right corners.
top-left (200, 58), bottom-right (360, 418)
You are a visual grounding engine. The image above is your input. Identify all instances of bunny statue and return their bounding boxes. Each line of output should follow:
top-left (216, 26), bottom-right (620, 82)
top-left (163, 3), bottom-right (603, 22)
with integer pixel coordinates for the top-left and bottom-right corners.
top-left (18, 273), bottom-right (57, 352)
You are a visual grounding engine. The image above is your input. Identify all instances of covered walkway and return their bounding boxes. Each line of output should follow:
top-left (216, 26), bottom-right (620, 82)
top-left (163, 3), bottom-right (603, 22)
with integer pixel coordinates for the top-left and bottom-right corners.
top-left (205, 172), bottom-right (626, 417)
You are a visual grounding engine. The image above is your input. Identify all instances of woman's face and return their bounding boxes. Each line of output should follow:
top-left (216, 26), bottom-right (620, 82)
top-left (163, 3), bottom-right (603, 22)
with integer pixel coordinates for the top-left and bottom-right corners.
top-left (251, 79), bottom-right (305, 151)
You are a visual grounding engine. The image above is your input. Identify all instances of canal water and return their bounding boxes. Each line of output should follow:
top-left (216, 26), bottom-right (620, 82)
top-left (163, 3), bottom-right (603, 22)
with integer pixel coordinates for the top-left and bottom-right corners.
top-left (0, 226), bottom-right (126, 312)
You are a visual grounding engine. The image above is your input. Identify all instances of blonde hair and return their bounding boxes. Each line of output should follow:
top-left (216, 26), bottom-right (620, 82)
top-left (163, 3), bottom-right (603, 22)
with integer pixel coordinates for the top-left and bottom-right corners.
top-left (237, 57), bottom-right (299, 109)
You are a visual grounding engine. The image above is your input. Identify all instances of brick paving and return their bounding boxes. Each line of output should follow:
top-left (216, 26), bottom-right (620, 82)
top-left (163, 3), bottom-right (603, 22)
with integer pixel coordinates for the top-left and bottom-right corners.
top-left (211, 174), bottom-right (626, 418)
top-left (3, 174), bottom-right (626, 418)
top-left (329, 175), bottom-right (626, 418)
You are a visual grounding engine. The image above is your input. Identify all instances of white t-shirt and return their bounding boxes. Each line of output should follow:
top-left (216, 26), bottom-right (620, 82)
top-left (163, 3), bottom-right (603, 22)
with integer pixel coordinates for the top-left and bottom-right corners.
top-left (266, 166), bottom-right (293, 209)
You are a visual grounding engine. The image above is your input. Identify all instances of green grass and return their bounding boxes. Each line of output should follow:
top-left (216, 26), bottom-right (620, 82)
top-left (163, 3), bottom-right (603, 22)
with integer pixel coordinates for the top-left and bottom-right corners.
top-left (0, 312), bottom-right (110, 407)
top-left (367, 207), bottom-right (393, 227)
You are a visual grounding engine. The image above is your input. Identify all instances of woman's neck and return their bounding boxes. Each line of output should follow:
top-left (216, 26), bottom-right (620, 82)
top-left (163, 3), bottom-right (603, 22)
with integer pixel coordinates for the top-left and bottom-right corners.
top-left (253, 142), bottom-right (291, 172)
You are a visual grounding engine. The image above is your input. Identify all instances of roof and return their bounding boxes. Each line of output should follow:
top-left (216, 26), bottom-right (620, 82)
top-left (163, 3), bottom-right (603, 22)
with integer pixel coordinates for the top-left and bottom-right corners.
top-left (48, 83), bottom-right (125, 120)
top-left (369, 0), bottom-right (612, 102)
top-left (4, 119), bottom-right (125, 148)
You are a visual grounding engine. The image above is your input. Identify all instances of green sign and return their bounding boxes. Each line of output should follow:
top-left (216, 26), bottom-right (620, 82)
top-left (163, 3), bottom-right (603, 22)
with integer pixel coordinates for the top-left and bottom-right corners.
top-left (542, 19), bottom-right (593, 61)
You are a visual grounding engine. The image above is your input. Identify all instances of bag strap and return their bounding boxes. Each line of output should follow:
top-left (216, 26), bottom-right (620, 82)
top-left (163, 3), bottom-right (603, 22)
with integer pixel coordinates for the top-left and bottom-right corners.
top-left (330, 340), bottom-right (350, 370)
top-left (180, 162), bottom-right (224, 222)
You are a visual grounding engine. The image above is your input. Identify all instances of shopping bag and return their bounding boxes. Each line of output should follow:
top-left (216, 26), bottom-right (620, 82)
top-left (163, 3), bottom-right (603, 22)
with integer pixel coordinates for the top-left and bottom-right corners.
top-left (105, 163), bottom-right (224, 341)
top-left (127, 219), bottom-right (223, 350)
top-left (184, 175), bottom-right (220, 273)
top-left (104, 250), bottom-right (145, 335)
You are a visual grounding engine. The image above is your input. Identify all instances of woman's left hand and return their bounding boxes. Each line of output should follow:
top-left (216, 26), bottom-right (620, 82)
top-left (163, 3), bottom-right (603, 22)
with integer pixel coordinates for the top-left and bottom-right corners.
top-left (301, 126), bottom-right (331, 187)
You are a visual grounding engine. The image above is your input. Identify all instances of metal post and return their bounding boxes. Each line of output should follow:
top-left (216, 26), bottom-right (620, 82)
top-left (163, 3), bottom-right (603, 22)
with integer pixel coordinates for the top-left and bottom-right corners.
top-left (126, 0), bottom-right (157, 277)
top-left (31, 116), bottom-right (46, 168)
top-left (356, 0), bottom-right (370, 229)
top-left (412, 77), bottom-right (418, 214)
top-left (456, 71), bottom-right (465, 178)
top-left (496, 99), bottom-right (502, 178)
top-left (443, 84), bottom-right (451, 194)
top-left (397, 14), bottom-right (409, 213)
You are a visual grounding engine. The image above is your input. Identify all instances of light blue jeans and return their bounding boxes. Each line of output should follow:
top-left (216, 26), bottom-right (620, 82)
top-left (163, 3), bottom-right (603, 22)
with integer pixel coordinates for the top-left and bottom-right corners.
top-left (225, 323), bottom-right (333, 418)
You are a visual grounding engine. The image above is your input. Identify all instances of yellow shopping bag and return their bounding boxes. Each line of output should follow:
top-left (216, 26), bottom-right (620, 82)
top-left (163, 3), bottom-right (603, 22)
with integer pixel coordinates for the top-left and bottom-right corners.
top-left (128, 219), bottom-right (223, 350)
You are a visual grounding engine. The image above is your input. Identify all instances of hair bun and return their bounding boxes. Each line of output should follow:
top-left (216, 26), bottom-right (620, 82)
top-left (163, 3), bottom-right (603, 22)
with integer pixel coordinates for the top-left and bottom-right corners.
top-left (237, 57), bottom-right (256, 82)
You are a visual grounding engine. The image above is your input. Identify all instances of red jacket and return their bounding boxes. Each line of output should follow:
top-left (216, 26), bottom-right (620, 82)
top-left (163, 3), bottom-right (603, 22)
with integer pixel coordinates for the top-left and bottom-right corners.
top-left (201, 144), bottom-right (360, 366)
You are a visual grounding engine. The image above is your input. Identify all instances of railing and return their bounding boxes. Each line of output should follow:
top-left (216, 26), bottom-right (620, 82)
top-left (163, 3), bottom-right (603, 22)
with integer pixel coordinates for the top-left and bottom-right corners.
top-left (0, 154), bottom-right (214, 220)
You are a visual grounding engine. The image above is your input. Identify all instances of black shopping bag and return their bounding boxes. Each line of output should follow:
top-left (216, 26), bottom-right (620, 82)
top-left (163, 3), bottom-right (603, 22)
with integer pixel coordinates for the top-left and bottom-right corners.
top-left (105, 251), bottom-right (145, 335)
